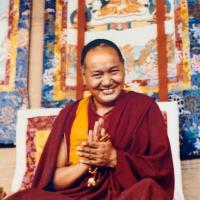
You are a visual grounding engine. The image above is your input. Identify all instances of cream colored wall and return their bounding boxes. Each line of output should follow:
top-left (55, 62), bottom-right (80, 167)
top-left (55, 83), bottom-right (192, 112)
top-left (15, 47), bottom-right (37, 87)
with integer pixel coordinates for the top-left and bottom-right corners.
top-left (28, 0), bottom-right (44, 108)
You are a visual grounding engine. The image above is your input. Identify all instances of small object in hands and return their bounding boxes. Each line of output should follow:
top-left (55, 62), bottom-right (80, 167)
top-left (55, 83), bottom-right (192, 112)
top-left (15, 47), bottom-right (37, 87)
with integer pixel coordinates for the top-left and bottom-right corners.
top-left (99, 134), bottom-right (110, 142)
top-left (87, 134), bottom-right (109, 188)
top-left (87, 177), bottom-right (96, 187)
top-left (87, 167), bottom-right (98, 187)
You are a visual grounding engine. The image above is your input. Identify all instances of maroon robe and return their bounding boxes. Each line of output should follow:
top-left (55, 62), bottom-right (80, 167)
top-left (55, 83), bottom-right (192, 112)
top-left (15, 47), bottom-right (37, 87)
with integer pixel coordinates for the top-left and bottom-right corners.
top-left (6, 91), bottom-right (174, 200)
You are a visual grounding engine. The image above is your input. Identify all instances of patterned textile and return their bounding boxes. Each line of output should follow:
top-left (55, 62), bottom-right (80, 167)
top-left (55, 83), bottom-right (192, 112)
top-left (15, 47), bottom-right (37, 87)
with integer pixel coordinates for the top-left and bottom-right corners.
top-left (169, 0), bottom-right (200, 160)
top-left (21, 116), bottom-right (56, 189)
top-left (0, 0), bottom-right (31, 144)
top-left (42, 0), bottom-right (191, 107)
top-left (42, 0), bottom-right (74, 107)
top-left (11, 108), bottom-right (61, 192)
top-left (169, 90), bottom-right (200, 160)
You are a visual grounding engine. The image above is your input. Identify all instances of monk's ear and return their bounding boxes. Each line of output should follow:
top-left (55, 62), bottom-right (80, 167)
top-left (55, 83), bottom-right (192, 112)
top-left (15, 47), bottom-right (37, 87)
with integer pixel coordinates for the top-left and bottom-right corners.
top-left (81, 66), bottom-right (86, 85)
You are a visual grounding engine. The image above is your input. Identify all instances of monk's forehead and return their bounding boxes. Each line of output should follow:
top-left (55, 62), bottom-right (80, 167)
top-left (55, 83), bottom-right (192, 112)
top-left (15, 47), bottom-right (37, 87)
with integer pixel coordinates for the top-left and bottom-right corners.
top-left (85, 46), bottom-right (120, 61)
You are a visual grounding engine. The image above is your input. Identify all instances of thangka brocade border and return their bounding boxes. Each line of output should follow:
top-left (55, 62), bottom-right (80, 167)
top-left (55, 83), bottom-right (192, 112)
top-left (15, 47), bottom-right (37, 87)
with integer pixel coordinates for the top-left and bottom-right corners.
top-left (20, 116), bottom-right (56, 190)
top-left (177, 0), bottom-right (200, 160)
top-left (0, 0), bottom-right (19, 91)
top-left (42, 0), bottom-right (73, 107)
top-left (171, 0), bottom-right (191, 91)
top-left (0, 0), bottom-right (31, 144)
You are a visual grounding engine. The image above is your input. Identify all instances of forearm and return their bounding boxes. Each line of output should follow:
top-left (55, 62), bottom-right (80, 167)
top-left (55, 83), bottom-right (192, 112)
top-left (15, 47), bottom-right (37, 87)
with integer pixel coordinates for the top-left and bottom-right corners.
top-left (53, 163), bottom-right (89, 190)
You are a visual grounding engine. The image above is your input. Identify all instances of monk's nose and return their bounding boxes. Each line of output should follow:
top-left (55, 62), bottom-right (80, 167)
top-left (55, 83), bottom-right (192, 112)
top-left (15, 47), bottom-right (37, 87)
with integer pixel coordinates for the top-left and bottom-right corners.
top-left (101, 74), bottom-right (112, 86)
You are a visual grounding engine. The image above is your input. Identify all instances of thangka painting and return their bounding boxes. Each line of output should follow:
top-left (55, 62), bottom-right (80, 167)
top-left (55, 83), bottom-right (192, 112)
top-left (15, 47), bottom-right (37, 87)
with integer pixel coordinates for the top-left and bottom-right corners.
top-left (68, 0), bottom-right (191, 94)
top-left (0, 0), bottom-right (31, 144)
top-left (42, 0), bottom-right (191, 107)
top-left (174, 0), bottom-right (200, 160)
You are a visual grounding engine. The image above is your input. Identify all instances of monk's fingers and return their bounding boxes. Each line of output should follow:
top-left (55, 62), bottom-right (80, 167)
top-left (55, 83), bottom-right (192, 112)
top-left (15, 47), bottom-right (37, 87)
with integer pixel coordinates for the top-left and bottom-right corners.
top-left (93, 121), bottom-right (100, 140)
top-left (81, 141), bottom-right (110, 153)
top-left (78, 151), bottom-right (99, 161)
top-left (100, 128), bottom-right (106, 139)
top-left (79, 141), bottom-right (116, 167)
top-left (77, 145), bottom-right (98, 156)
top-left (97, 118), bottom-right (105, 140)
top-left (91, 142), bottom-right (115, 161)
top-left (88, 130), bottom-right (93, 143)
top-left (80, 141), bottom-right (99, 148)
top-left (93, 120), bottom-right (104, 141)
top-left (78, 148), bottom-right (108, 160)
top-left (77, 147), bottom-right (108, 161)
top-left (80, 157), bottom-right (107, 167)
top-left (77, 142), bottom-right (112, 161)
top-left (92, 118), bottom-right (106, 141)
top-left (77, 148), bottom-right (107, 162)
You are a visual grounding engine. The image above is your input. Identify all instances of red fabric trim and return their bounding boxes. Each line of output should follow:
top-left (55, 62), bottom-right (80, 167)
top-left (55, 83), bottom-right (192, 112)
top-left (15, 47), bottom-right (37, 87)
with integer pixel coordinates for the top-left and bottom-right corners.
top-left (156, 0), bottom-right (168, 101)
top-left (60, 1), bottom-right (67, 92)
top-left (76, 1), bottom-right (86, 99)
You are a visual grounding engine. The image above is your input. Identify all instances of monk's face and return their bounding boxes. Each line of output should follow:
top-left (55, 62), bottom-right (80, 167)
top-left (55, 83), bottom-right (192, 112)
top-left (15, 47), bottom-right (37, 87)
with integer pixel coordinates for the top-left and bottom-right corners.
top-left (82, 46), bottom-right (125, 107)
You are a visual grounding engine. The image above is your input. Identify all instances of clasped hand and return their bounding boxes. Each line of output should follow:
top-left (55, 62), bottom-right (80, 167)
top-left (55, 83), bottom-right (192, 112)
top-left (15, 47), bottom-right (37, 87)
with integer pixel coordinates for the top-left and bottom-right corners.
top-left (77, 118), bottom-right (117, 168)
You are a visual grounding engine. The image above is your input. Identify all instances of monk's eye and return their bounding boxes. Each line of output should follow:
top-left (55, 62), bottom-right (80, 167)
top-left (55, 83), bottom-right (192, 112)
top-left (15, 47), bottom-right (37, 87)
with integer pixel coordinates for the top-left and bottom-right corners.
top-left (110, 69), bottom-right (119, 75)
top-left (92, 73), bottom-right (102, 78)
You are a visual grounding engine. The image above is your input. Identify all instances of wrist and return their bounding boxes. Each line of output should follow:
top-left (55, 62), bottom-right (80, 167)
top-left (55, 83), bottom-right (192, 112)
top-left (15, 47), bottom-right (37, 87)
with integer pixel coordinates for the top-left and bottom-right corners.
top-left (79, 162), bottom-right (89, 172)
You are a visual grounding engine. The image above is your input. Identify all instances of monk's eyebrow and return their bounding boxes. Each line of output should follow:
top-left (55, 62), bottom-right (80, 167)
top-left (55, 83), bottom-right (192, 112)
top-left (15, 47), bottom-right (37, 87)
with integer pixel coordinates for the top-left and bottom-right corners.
top-left (91, 69), bottom-right (102, 73)
top-left (109, 66), bottom-right (120, 71)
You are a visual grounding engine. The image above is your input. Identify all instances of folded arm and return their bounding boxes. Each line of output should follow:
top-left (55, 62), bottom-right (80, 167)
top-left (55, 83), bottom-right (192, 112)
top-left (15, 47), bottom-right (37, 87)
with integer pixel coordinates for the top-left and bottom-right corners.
top-left (53, 139), bottom-right (89, 190)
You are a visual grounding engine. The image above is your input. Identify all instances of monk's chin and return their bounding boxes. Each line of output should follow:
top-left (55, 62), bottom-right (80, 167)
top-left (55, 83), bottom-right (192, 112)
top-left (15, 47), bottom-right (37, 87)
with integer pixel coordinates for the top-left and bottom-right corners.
top-left (96, 94), bottom-right (120, 106)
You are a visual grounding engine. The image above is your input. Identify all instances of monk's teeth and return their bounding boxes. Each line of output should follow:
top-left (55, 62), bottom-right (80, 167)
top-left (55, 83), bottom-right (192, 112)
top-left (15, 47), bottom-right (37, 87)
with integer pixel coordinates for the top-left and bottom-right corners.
top-left (102, 89), bottom-right (114, 95)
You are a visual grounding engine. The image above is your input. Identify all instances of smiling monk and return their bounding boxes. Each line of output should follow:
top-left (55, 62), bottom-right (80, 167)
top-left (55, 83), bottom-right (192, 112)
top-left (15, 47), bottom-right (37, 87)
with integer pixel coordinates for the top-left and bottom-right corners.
top-left (6, 39), bottom-right (174, 200)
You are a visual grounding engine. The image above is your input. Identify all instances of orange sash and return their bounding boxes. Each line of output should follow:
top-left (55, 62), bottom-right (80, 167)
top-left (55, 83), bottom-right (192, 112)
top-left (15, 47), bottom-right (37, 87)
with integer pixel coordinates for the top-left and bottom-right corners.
top-left (69, 97), bottom-right (90, 164)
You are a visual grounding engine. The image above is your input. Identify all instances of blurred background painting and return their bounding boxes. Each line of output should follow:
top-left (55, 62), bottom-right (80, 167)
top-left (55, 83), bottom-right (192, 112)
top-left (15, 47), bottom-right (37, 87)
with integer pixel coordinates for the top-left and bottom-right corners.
top-left (0, 0), bottom-right (31, 145)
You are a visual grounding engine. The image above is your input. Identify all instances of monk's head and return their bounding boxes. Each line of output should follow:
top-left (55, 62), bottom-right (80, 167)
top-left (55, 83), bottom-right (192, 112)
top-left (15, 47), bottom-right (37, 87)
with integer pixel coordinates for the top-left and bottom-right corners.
top-left (81, 39), bottom-right (125, 107)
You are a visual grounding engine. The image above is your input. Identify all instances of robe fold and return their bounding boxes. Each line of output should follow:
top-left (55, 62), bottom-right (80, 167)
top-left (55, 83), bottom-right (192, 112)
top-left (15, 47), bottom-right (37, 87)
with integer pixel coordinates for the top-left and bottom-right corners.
top-left (6, 91), bottom-right (174, 200)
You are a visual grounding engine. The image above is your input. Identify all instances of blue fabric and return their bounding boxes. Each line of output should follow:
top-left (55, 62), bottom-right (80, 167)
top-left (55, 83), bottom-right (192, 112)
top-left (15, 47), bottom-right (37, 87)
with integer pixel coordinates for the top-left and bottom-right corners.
top-left (0, 0), bottom-right (31, 144)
